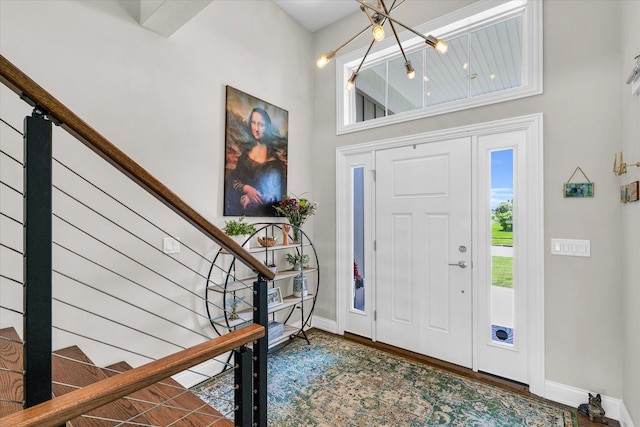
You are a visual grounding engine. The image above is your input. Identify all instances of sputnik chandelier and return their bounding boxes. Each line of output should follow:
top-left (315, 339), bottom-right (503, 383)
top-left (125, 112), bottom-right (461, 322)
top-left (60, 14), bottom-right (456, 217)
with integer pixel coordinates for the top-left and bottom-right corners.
top-left (316, 0), bottom-right (449, 90)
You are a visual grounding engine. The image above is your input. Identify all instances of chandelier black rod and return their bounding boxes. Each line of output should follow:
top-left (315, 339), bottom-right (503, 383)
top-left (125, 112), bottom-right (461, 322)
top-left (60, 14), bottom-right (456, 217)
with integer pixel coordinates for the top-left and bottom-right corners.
top-left (354, 39), bottom-right (376, 76)
top-left (380, 0), bottom-right (409, 63)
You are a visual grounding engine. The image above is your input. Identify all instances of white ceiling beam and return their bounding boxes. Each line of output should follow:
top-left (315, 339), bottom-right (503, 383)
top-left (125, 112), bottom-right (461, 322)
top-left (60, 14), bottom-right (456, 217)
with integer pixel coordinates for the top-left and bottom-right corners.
top-left (140, 0), bottom-right (213, 37)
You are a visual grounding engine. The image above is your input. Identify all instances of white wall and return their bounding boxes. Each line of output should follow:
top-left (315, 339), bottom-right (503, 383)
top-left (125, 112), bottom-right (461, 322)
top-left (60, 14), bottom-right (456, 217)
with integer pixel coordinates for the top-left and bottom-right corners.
top-left (0, 0), bottom-right (315, 367)
top-left (1, 1), bottom-right (637, 423)
top-left (621, 0), bottom-right (640, 424)
top-left (311, 0), bottom-right (626, 406)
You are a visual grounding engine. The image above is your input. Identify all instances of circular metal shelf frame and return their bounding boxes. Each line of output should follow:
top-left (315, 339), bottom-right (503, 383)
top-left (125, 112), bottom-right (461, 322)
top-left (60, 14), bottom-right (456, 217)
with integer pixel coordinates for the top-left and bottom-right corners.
top-left (205, 223), bottom-right (319, 349)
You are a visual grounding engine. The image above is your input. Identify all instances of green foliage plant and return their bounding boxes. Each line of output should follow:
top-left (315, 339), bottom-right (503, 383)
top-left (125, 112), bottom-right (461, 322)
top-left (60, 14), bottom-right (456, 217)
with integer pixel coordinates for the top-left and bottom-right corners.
top-left (493, 200), bottom-right (513, 232)
top-left (222, 216), bottom-right (257, 236)
top-left (286, 253), bottom-right (310, 268)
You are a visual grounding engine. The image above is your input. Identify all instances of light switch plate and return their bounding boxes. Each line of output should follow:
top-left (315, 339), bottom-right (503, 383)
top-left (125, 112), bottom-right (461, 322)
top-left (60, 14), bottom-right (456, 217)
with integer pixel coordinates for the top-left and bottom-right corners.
top-left (550, 238), bottom-right (590, 257)
top-left (163, 237), bottom-right (180, 254)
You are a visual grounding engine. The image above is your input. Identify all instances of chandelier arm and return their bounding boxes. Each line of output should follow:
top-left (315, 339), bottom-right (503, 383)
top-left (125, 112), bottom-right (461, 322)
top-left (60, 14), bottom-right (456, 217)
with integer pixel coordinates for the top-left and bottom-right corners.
top-left (356, 0), bottom-right (434, 45)
top-left (331, 24), bottom-right (372, 57)
top-left (380, 0), bottom-right (408, 62)
top-left (355, 39), bottom-right (376, 75)
top-left (361, 3), bottom-right (377, 26)
top-left (330, 0), bottom-right (403, 59)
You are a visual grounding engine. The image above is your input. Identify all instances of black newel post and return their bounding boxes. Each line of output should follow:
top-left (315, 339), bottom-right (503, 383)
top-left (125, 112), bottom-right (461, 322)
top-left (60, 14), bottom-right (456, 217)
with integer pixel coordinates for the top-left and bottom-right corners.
top-left (253, 276), bottom-right (268, 426)
top-left (23, 110), bottom-right (53, 408)
top-left (234, 346), bottom-right (253, 427)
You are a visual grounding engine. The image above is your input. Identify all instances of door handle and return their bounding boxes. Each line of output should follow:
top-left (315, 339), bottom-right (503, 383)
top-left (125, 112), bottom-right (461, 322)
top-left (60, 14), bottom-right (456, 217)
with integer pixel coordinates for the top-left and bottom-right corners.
top-left (448, 260), bottom-right (468, 268)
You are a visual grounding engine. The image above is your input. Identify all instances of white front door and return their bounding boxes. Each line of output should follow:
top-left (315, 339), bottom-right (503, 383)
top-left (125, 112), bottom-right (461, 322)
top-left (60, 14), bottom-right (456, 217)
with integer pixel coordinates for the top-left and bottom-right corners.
top-left (337, 115), bottom-right (544, 393)
top-left (375, 138), bottom-right (472, 368)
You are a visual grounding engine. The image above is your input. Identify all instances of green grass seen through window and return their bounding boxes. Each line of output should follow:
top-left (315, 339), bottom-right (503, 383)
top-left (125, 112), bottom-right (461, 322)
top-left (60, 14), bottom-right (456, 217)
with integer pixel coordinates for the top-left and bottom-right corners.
top-left (492, 221), bottom-right (513, 288)
top-left (492, 223), bottom-right (513, 246)
top-left (492, 256), bottom-right (513, 288)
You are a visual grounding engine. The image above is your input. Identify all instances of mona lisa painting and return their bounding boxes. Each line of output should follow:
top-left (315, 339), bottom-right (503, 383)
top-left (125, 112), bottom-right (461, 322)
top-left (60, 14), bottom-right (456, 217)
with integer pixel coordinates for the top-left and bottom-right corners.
top-left (223, 86), bottom-right (288, 217)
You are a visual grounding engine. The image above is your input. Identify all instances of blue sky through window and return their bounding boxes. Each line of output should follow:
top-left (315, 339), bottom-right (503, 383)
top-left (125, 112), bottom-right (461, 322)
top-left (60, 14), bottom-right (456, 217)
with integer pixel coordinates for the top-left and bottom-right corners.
top-left (491, 150), bottom-right (513, 209)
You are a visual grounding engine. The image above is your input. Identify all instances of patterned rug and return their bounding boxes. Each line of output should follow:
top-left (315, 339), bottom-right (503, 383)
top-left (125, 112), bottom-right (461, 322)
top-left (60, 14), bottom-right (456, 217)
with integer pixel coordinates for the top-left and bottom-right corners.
top-left (194, 330), bottom-right (578, 426)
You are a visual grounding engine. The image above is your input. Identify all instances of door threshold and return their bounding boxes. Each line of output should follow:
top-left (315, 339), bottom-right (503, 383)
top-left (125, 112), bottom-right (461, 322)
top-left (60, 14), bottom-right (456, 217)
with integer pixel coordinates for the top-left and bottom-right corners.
top-left (343, 332), bottom-right (530, 396)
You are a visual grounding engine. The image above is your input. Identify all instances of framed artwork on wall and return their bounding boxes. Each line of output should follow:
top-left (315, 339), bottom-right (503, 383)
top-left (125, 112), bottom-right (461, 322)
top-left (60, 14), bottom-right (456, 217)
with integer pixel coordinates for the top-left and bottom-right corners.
top-left (224, 86), bottom-right (288, 216)
top-left (564, 182), bottom-right (594, 198)
top-left (563, 167), bottom-right (594, 198)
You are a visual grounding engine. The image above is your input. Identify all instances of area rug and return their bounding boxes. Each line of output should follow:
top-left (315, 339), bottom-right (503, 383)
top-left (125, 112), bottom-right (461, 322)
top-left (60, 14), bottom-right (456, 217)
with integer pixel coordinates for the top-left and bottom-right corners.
top-left (194, 330), bottom-right (578, 426)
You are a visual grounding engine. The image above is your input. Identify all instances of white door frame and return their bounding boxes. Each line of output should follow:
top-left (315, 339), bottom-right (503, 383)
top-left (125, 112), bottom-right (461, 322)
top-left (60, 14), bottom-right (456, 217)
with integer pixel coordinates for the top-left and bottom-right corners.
top-left (336, 113), bottom-right (544, 396)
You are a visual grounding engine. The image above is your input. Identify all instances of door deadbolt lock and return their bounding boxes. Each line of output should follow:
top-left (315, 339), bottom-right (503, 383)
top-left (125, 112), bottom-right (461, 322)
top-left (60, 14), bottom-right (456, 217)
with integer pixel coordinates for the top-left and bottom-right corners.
top-left (459, 245), bottom-right (467, 253)
top-left (448, 260), bottom-right (468, 268)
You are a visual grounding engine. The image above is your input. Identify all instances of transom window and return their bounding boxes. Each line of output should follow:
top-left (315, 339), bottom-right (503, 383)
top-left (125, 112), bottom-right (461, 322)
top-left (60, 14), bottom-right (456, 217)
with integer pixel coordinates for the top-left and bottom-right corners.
top-left (337, 0), bottom-right (542, 134)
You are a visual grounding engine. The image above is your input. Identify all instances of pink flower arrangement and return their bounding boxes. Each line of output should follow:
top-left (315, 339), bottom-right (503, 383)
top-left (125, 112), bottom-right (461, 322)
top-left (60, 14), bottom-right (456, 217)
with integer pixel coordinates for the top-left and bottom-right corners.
top-left (273, 195), bottom-right (318, 228)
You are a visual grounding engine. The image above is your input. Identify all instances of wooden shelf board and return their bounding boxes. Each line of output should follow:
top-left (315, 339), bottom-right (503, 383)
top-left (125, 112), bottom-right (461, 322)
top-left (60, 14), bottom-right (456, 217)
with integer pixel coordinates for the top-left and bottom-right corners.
top-left (207, 280), bottom-right (252, 293)
top-left (268, 325), bottom-right (298, 347)
top-left (208, 268), bottom-right (318, 293)
top-left (211, 294), bottom-right (315, 328)
top-left (219, 242), bottom-right (312, 255)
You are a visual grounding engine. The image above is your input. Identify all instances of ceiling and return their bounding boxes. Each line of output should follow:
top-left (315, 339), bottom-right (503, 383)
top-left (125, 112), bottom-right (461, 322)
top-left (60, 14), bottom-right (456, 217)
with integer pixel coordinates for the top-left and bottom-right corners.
top-left (272, 0), bottom-right (361, 32)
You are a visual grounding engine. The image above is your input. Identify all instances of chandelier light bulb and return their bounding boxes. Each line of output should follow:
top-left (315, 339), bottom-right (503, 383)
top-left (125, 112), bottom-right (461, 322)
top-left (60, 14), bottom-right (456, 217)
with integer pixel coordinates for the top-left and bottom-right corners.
top-left (405, 61), bottom-right (415, 79)
top-left (372, 25), bottom-right (385, 42)
top-left (316, 51), bottom-right (335, 69)
top-left (435, 40), bottom-right (448, 54)
top-left (346, 72), bottom-right (358, 90)
top-left (316, 55), bottom-right (329, 69)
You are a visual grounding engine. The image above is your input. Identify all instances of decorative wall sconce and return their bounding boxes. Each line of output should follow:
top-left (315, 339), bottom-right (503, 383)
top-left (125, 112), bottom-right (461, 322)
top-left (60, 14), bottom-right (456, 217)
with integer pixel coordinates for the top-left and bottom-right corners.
top-left (625, 55), bottom-right (640, 96)
top-left (613, 151), bottom-right (640, 176)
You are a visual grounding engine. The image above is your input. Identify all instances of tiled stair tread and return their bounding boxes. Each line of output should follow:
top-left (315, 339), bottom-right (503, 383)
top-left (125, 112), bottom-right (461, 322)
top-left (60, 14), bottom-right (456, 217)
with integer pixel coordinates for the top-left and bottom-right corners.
top-left (0, 327), bottom-right (23, 418)
top-left (104, 361), bottom-right (232, 427)
top-left (53, 345), bottom-right (152, 427)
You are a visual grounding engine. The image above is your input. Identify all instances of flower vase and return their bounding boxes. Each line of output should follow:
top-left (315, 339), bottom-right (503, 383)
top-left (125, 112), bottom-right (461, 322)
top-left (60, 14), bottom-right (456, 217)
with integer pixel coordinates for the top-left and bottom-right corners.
top-left (293, 274), bottom-right (308, 297)
top-left (292, 226), bottom-right (301, 244)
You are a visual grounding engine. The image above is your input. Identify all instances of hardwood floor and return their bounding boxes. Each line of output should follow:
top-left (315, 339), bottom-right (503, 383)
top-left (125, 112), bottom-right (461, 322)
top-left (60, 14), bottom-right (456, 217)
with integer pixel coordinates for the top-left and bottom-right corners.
top-left (341, 331), bottom-right (620, 427)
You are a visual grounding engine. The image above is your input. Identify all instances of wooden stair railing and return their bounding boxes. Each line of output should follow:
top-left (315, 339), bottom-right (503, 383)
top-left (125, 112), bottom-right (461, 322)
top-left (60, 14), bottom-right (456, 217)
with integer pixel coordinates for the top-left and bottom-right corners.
top-left (0, 323), bottom-right (264, 427)
top-left (0, 54), bottom-right (274, 281)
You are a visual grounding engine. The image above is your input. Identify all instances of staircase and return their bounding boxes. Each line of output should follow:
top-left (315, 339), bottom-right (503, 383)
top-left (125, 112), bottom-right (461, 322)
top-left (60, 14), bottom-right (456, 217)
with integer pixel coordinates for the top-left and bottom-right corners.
top-left (0, 327), bottom-right (233, 426)
top-left (0, 327), bottom-right (23, 418)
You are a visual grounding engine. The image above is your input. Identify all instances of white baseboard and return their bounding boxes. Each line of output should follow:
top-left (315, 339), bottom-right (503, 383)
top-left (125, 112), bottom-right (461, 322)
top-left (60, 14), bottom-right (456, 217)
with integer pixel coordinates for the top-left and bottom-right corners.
top-left (545, 380), bottom-right (623, 422)
top-left (311, 315), bottom-right (338, 334)
top-left (619, 401), bottom-right (636, 427)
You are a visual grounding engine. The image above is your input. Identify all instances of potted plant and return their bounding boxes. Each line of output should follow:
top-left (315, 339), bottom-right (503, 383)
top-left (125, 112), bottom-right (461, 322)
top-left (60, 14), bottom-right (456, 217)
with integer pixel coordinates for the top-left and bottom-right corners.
top-left (264, 260), bottom-right (278, 275)
top-left (285, 253), bottom-right (310, 271)
top-left (222, 216), bottom-right (257, 248)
